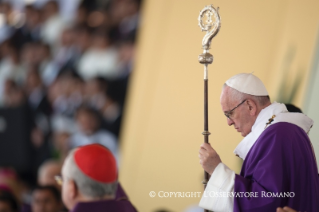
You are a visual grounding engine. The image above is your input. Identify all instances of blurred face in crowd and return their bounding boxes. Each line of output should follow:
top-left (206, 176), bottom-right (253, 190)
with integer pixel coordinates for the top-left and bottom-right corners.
top-left (75, 6), bottom-right (88, 25)
top-left (0, 201), bottom-right (15, 212)
top-left (21, 43), bottom-right (51, 66)
top-left (84, 79), bottom-right (107, 109)
top-left (85, 79), bottom-right (105, 96)
top-left (124, 0), bottom-right (139, 17)
top-left (119, 42), bottom-right (135, 64)
top-left (74, 28), bottom-right (91, 53)
top-left (42, 1), bottom-right (59, 21)
top-left (53, 132), bottom-right (70, 160)
top-left (38, 163), bottom-right (61, 188)
top-left (59, 29), bottom-right (75, 47)
top-left (3, 80), bottom-right (25, 107)
top-left (24, 6), bottom-right (41, 29)
top-left (21, 43), bottom-right (35, 65)
top-left (26, 69), bottom-right (42, 92)
top-left (91, 33), bottom-right (109, 50)
top-left (0, 42), bottom-right (11, 58)
top-left (76, 109), bottom-right (99, 135)
top-left (110, 0), bottom-right (140, 24)
top-left (34, 43), bottom-right (51, 64)
top-left (31, 189), bottom-right (61, 212)
top-left (0, 3), bottom-right (12, 20)
top-left (4, 47), bottom-right (19, 64)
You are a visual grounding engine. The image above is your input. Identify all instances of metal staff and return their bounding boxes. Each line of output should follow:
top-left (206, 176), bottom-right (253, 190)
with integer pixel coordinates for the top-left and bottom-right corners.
top-left (198, 4), bottom-right (221, 205)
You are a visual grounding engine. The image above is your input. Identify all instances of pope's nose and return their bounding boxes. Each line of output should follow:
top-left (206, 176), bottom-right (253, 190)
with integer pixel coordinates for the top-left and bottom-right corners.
top-left (227, 118), bottom-right (234, 126)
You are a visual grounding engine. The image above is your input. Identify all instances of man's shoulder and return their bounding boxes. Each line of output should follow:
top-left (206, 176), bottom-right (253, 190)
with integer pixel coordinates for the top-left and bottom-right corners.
top-left (256, 122), bottom-right (309, 149)
top-left (72, 200), bottom-right (136, 212)
top-left (245, 122), bottom-right (311, 166)
top-left (264, 122), bottom-right (306, 136)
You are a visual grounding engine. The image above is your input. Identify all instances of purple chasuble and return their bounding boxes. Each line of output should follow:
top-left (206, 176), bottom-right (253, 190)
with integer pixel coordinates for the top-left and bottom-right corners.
top-left (71, 183), bottom-right (137, 212)
top-left (71, 199), bottom-right (137, 212)
top-left (116, 183), bottom-right (137, 211)
top-left (234, 122), bottom-right (319, 212)
top-left (116, 183), bottom-right (128, 200)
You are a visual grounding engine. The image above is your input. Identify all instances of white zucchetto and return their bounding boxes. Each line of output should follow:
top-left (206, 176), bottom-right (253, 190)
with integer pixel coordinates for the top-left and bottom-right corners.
top-left (225, 73), bottom-right (268, 96)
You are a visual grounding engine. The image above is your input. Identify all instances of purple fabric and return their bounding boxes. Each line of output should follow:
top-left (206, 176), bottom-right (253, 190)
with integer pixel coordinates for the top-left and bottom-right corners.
top-left (71, 183), bottom-right (137, 212)
top-left (20, 203), bottom-right (31, 212)
top-left (71, 199), bottom-right (137, 212)
top-left (116, 183), bottom-right (128, 200)
top-left (234, 122), bottom-right (319, 212)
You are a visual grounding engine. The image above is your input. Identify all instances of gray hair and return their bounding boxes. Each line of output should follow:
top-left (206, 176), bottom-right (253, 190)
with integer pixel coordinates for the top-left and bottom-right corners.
top-left (223, 83), bottom-right (270, 106)
top-left (62, 149), bottom-right (117, 198)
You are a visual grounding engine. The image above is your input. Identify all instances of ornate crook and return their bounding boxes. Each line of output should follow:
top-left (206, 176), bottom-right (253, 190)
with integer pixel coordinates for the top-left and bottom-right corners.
top-left (198, 5), bottom-right (221, 51)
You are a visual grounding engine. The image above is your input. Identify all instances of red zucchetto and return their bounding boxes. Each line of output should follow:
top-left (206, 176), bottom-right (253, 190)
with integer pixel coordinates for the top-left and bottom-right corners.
top-left (74, 144), bottom-right (117, 183)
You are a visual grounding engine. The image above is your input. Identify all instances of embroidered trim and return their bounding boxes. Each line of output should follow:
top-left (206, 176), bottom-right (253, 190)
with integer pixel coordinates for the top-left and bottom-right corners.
top-left (264, 115), bottom-right (276, 129)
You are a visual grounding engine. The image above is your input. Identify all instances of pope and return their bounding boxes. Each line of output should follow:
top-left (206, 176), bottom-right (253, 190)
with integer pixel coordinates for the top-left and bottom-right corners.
top-left (60, 144), bottom-right (137, 212)
top-left (198, 73), bottom-right (319, 211)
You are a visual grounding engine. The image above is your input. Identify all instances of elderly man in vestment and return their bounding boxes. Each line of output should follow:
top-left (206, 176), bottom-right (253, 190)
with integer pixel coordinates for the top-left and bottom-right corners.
top-left (60, 144), bottom-right (137, 212)
top-left (199, 73), bottom-right (319, 211)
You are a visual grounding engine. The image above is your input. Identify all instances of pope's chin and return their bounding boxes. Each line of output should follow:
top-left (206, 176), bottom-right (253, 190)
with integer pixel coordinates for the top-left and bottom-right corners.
top-left (236, 128), bottom-right (248, 137)
top-left (240, 130), bottom-right (249, 137)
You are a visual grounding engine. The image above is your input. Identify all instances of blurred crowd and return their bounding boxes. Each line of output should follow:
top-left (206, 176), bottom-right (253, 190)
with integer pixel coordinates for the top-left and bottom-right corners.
top-left (0, 0), bottom-right (141, 211)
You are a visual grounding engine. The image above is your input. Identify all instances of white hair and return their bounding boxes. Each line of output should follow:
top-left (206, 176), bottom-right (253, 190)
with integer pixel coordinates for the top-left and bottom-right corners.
top-left (62, 149), bottom-right (117, 198)
top-left (223, 84), bottom-right (270, 106)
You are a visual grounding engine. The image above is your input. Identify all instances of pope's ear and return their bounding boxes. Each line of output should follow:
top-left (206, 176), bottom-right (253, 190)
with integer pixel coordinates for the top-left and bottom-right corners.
top-left (247, 100), bottom-right (257, 115)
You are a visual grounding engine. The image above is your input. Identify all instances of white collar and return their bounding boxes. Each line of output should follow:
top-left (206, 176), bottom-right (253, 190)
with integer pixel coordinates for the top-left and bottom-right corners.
top-left (233, 102), bottom-right (314, 160)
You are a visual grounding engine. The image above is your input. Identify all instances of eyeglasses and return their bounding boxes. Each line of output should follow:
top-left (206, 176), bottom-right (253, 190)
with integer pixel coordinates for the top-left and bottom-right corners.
top-left (55, 175), bottom-right (63, 186)
top-left (224, 99), bottom-right (247, 120)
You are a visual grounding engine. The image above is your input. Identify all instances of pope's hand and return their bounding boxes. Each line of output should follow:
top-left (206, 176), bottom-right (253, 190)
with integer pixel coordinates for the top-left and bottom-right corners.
top-left (199, 143), bottom-right (222, 175)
